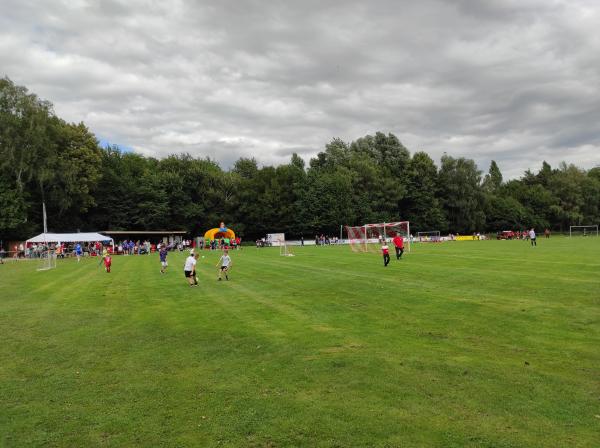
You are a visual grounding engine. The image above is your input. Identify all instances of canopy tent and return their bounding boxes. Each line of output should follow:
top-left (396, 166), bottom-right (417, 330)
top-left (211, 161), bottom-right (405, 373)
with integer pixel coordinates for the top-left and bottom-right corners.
top-left (26, 232), bottom-right (114, 249)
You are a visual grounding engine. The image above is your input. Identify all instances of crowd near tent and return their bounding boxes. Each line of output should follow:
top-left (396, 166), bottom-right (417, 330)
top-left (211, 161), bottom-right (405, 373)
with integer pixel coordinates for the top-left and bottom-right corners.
top-left (26, 232), bottom-right (115, 249)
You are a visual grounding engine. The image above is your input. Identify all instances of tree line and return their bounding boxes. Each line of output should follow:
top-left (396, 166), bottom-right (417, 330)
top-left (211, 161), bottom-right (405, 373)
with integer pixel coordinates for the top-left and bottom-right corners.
top-left (1, 76), bottom-right (599, 241)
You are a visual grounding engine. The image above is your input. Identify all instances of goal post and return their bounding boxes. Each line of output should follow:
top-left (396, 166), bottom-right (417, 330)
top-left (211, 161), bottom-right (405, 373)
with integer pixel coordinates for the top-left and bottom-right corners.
top-left (37, 248), bottom-right (57, 271)
top-left (569, 225), bottom-right (599, 237)
top-left (364, 223), bottom-right (386, 253)
top-left (417, 230), bottom-right (441, 242)
top-left (345, 226), bottom-right (367, 252)
top-left (279, 239), bottom-right (295, 256)
top-left (346, 221), bottom-right (410, 253)
top-left (381, 221), bottom-right (411, 253)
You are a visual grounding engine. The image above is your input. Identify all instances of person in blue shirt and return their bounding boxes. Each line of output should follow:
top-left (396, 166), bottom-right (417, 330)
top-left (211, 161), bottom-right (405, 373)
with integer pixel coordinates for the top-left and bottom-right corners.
top-left (159, 246), bottom-right (168, 274)
top-left (75, 243), bottom-right (83, 262)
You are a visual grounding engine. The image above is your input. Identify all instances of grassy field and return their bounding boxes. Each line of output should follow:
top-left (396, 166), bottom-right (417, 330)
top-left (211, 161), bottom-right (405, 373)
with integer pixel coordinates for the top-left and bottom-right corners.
top-left (1, 238), bottom-right (599, 447)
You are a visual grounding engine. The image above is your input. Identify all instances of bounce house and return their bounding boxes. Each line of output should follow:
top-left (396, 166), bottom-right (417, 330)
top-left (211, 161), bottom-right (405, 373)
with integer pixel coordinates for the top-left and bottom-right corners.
top-left (204, 222), bottom-right (236, 242)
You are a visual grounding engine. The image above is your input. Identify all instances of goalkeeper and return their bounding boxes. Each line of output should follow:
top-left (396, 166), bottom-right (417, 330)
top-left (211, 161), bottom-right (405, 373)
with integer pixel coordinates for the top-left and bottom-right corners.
top-left (392, 233), bottom-right (404, 260)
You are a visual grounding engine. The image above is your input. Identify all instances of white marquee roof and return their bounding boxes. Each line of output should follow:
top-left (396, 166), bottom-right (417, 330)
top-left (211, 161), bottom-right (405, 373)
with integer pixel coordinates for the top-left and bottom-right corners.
top-left (26, 232), bottom-right (114, 244)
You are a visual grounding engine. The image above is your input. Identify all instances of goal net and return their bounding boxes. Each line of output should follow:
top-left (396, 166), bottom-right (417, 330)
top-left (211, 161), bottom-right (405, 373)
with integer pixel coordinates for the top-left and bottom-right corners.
top-left (569, 225), bottom-right (598, 237)
top-left (279, 239), bottom-right (294, 256)
top-left (37, 249), bottom-right (57, 271)
top-left (417, 230), bottom-right (441, 242)
top-left (346, 226), bottom-right (367, 252)
top-left (346, 222), bottom-right (410, 253)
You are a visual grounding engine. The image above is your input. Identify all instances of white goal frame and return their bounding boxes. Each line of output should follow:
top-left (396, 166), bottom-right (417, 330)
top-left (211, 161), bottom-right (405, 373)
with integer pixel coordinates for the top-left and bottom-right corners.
top-left (279, 240), bottom-right (295, 256)
top-left (417, 230), bottom-right (441, 242)
top-left (569, 225), bottom-right (598, 237)
top-left (346, 221), bottom-right (411, 253)
top-left (37, 249), bottom-right (57, 271)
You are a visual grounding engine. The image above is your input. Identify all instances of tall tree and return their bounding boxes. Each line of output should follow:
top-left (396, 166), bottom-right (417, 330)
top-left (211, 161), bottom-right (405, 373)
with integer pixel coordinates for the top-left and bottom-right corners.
top-left (482, 160), bottom-right (503, 192)
top-left (403, 152), bottom-right (446, 232)
top-left (0, 77), bottom-right (53, 193)
top-left (438, 155), bottom-right (485, 233)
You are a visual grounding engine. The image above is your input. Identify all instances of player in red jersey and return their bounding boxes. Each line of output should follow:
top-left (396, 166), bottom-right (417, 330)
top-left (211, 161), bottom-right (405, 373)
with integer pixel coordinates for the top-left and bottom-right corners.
top-left (104, 254), bottom-right (112, 273)
top-left (381, 241), bottom-right (390, 267)
top-left (392, 233), bottom-right (404, 260)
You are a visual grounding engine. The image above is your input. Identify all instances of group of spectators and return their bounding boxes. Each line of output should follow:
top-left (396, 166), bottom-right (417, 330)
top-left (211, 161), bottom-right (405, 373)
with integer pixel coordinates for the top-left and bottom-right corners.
top-left (116, 239), bottom-right (200, 254)
top-left (315, 235), bottom-right (340, 245)
top-left (0, 237), bottom-right (244, 262)
top-left (256, 237), bottom-right (272, 247)
top-left (200, 237), bottom-right (241, 250)
top-left (116, 240), bottom-right (152, 255)
top-left (5, 242), bottom-right (92, 259)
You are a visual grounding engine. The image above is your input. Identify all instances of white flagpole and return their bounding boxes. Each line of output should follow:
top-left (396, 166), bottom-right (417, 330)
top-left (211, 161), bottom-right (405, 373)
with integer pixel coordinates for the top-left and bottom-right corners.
top-left (43, 202), bottom-right (48, 234)
top-left (42, 202), bottom-right (48, 265)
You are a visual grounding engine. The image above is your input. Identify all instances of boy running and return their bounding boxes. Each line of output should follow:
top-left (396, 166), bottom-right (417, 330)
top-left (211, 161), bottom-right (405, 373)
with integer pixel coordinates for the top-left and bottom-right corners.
top-left (104, 254), bottom-right (112, 273)
top-left (184, 253), bottom-right (199, 287)
top-left (159, 246), bottom-right (168, 274)
top-left (381, 241), bottom-right (390, 267)
top-left (216, 250), bottom-right (232, 281)
top-left (98, 246), bottom-right (108, 267)
top-left (75, 243), bottom-right (83, 262)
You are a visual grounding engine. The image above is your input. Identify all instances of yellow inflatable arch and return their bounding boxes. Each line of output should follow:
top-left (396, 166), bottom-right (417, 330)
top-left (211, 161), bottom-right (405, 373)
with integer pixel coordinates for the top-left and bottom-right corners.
top-left (204, 228), bottom-right (236, 241)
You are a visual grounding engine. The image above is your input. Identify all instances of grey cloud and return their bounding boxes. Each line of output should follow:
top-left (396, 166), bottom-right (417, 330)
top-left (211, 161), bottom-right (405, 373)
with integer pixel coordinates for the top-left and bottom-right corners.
top-left (1, 0), bottom-right (599, 178)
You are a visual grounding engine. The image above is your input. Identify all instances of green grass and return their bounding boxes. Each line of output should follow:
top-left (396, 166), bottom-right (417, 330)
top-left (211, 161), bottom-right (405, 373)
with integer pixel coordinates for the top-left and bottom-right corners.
top-left (1, 238), bottom-right (599, 447)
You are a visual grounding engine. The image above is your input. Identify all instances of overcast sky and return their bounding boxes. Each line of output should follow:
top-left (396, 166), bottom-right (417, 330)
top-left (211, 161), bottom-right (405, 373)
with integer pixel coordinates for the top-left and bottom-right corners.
top-left (1, 0), bottom-right (599, 178)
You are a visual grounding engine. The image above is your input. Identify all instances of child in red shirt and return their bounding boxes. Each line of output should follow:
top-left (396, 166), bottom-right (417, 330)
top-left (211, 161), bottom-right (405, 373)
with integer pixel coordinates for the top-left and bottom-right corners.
top-left (381, 242), bottom-right (390, 267)
top-left (104, 255), bottom-right (112, 273)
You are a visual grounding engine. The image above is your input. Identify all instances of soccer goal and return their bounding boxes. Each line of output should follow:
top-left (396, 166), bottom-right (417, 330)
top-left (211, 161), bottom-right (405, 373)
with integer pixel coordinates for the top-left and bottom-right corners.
top-left (417, 230), bottom-right (441, 242)
top-left (346, 226), bottom-right (367, 252)
top-left (37, 249), bottom-right (57, 271)
top-left (279, 239), bottom-right (295, 256)
top-left (346, 221), bottom-right (411, 253)
top-left (569, 225), bottom-right (599, 237)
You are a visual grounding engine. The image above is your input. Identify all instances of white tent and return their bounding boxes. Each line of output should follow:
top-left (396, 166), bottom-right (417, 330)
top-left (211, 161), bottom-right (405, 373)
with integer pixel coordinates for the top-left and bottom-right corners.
top-left (26, 232), bottom-right (114, 249)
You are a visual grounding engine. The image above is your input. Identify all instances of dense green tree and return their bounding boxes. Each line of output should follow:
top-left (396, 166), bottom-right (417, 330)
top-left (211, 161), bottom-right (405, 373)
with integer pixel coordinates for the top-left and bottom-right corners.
top-left (403, 152), bottom-right (446, 232)
top-left (482, 160), bottom-right (503, 192)
top-left (0, 175), bottom-right (28, 236)
top-left (46, 122), bottom-right (103, 226)
top-left (3, 77), bottom-right (600, 243)
top-left (0, 77), bottom-right (53, 193)
top-left (484, 196), bottom-right (528, 231)
top-left (301, 166), bottom-right (354, 235)
top-left (438, 155), bottom-right (485, 233)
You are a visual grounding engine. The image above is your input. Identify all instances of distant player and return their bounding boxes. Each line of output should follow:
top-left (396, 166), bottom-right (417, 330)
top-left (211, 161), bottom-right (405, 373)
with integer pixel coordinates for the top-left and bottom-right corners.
top-left (529, 228), bottom-right (537, 246)
top-left (103, 254), bottom-right (112, 273)
top-left (381, 241), bottom-right (390, 267)
top-left (184, 253), bottom-right (199, 287)
top-left (216, 250), bottom-right (232, 281)
top-left (75, 243), bottom-right (83, 262)
top-left (98, 246), bottom-right (108, 267)
top-left (159, 246), bottom-right (168, 274)
top-left (392, 233), bottom-right (404, 260)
